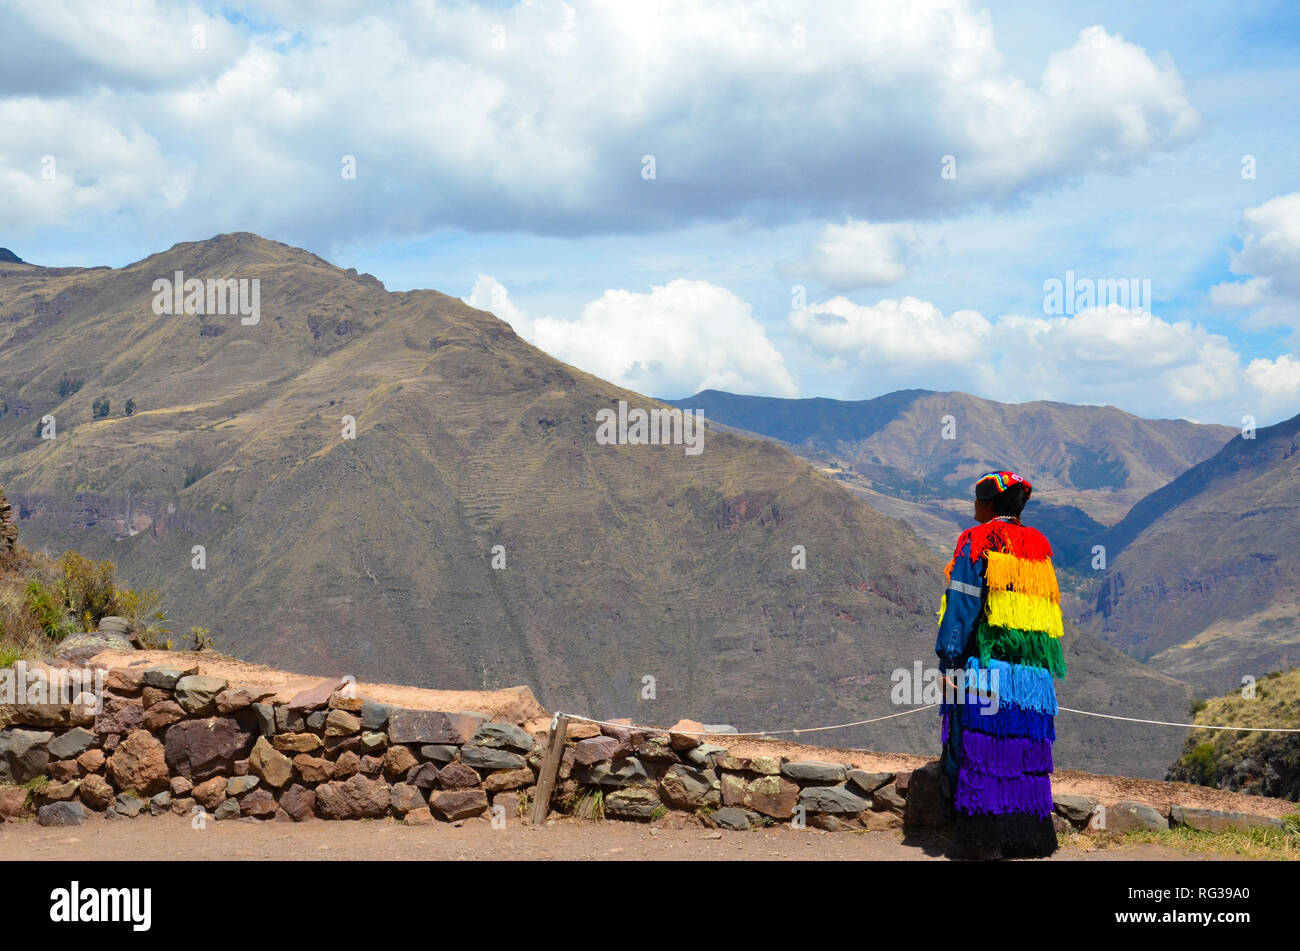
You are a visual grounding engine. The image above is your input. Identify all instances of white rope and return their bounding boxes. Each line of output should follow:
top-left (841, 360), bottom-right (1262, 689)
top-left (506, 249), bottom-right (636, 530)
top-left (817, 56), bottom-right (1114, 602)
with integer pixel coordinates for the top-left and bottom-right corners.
top-left (1058, 706), bottom-right (1300, 733)
top-left (561, 704), bottom-right (938, 739)
top-left (556, 704), bottom-right (1300, 739)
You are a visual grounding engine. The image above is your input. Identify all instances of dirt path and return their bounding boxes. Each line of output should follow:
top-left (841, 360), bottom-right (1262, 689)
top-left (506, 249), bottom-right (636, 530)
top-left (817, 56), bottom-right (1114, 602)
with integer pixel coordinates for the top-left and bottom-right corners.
top-left (721, 738), bottom-right (1298, 818)
top-left (1, 814), bottom-right (1231, 861)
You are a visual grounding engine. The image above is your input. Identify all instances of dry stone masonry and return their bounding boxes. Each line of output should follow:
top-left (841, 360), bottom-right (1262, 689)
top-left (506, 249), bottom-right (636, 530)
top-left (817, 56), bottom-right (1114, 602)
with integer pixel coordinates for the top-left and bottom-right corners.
top-left (0, 662), bottom-right (1287, 836)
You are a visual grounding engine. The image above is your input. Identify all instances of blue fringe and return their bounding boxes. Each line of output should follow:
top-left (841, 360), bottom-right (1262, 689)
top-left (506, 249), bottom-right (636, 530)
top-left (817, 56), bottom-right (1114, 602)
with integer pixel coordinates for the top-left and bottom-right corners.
top-left (957, 657), bottom-right (1058, 715)
top-left (957, 698), bottom-right (1056, 739)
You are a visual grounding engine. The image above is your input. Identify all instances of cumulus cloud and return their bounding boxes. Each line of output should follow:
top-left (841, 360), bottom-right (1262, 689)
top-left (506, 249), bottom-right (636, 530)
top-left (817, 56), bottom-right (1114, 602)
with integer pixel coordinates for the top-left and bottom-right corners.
top-left (465, 274), bottom-right (533, 337)
top-left (1210, 192), bottom-right (1300, 336)
top-left (465, 277), bottom-right (798, 399)
top-left (0, 2), bottom-right (1200, 242)
top-left (780, 220), bottom-right (918, 288)
top-left (788, 295), bottom-right (1294, 420)
top-left (1245, 354), bottom-right (1300, 399)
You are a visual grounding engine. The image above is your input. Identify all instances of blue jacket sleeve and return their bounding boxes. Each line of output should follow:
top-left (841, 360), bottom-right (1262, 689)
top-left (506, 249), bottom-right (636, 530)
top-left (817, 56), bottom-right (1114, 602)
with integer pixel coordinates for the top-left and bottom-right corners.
top-left (935, 537), bottom-right (985, 669)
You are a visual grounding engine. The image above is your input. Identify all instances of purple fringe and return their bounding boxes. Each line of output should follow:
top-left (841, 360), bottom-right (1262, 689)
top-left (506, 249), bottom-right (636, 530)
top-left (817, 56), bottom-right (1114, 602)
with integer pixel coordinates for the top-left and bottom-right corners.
top-left (960, 730), bottom-right (1054, 776)
top-left (955, 768), bottom-right (1053, 817)
top-left (957, 697), bottom-right (1056, 739)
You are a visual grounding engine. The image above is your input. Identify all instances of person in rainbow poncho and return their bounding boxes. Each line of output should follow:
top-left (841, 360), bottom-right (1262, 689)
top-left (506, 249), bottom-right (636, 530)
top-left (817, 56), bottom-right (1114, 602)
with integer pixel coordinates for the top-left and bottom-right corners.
top-left (935, 470), bottom-right (1065, 859)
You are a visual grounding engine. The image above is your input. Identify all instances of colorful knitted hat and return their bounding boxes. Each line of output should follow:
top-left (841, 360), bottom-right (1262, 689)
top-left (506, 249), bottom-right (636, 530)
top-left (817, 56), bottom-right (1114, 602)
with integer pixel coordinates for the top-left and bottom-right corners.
top-left (974, 470), bottom-right (1032, 501)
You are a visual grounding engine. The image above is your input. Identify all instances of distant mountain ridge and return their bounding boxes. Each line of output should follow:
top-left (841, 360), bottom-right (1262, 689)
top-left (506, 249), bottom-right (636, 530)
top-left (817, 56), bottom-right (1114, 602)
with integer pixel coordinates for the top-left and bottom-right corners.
top-left (665, 388), bottom-right (1236, 568)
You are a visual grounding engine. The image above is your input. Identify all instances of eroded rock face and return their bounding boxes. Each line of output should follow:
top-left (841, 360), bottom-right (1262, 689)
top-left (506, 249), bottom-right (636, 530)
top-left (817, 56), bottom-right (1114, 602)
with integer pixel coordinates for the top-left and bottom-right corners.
top-left (164, 717), bottom-right (255, 780)
top-left (174, 675), bottom-right (228, 714)
top-left (78, 774), bottom-right (114, 811)
top-left (387, 710), bottom-right (483, 745)
top-left (428, 788), bottom-right (488, 821)
top-left (315, 774), bottom-right (391, 819)
top-left (248, 736), bottom-right (293, 788)
top-left (0, 728), bottom-right (52, 783)
top-left (107, 730), bottom-right (170, 795)
top-left (658, 764), bottom-right (720, 809)
top-left (279, 784), bottom-right (316, 821)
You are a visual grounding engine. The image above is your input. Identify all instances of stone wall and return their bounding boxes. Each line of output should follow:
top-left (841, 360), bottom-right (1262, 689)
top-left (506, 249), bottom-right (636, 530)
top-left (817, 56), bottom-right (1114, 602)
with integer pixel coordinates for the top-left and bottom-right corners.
top-left (0, 661), bottom-right (1287, 838)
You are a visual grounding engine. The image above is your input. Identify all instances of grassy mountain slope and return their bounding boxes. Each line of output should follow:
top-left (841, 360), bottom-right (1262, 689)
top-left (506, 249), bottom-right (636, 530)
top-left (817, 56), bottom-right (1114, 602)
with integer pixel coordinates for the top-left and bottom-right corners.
top-left (1095, 412), bottom-right (1300, 692)
top-left (1167, 668), bottom-right (1300, 801)
top-left (0, 234), bottom-right (1191, 776)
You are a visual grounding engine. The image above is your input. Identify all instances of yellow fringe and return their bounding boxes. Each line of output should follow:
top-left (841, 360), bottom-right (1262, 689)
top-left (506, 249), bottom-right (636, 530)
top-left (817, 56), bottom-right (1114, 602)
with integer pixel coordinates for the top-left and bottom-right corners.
top-left (985, 589), bottom-right (1065, 639)
top-left (937, 593), bottom-right (947, 626)
top-left (985, 551), bottom-right (1060, 602)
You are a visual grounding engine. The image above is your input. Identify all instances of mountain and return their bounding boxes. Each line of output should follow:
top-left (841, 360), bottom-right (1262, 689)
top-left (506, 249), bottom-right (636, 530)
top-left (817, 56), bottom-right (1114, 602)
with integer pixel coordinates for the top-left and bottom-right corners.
top-left (1166, 668), bottom-right (1300, 801)
top-left (0, 233), bottom-right (1192, 777)
top-left (0, 249), bottom-right (22, 264)
top-left (667, 389), bottom-right (1236, 567)
top-left (1094, 411), bottom-right (1300, 692)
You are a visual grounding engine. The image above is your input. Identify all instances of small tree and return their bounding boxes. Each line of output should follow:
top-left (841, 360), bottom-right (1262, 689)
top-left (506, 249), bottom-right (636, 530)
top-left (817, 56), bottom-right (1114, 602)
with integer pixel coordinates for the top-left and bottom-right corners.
top-left (124, 398), bottom-right (135, 416)
top-left (92, 396), bottom-right (110, 418)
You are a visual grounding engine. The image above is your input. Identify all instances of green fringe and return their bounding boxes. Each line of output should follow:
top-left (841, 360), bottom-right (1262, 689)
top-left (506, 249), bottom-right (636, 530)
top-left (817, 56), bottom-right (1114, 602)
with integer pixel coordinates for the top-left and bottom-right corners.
top-left (976, 623), bottom-right (1067, 679)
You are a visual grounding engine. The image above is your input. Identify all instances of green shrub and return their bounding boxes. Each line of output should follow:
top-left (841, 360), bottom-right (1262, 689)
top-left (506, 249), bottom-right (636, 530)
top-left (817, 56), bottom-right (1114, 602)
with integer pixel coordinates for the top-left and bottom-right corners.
top-left (91, 396), bottom-right (110, 418)
top-left (1185, 743), bottom-right (1218, 786)
top-left (115, 587), bottom-right (171, 648)
top-left (23, 578), bottom-right (78, 641)
top-left (56, 551), bottom-right (118, 630)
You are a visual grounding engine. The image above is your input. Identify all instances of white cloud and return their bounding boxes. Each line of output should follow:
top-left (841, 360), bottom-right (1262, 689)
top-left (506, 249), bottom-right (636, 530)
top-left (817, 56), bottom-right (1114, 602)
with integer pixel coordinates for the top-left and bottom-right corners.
top-left (1210, 192), bottom-right (1300, 335)
top-left (0, 2), bottom-right (1201, 241)
top-left (4, 0), bottom-right (245, 85)
top-left (465, 274), bottom-right (533, 336)
top-left (789, 295), bottom-right (992, 366)
top-left (0, 97), bottom-right (177, 227)
top-left (780, 221), bottom-right (918, 288)
top-left (1245, 354), bottom-right (1300, 399)
top-left (788, 294), bottom-right (1296, 419)
top-left (466, 277), bottom-right (798, 399)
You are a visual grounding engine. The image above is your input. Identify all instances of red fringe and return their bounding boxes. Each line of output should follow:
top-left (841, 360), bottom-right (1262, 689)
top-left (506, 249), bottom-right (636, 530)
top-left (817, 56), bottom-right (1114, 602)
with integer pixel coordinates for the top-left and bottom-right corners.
top-left (954, 521), bottom-right (1053, 564)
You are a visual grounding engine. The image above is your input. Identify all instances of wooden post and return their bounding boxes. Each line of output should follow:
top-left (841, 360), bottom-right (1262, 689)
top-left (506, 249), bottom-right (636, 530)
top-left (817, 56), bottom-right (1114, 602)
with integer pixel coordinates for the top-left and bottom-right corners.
top-left (530, 714), bottom-right (570, 825)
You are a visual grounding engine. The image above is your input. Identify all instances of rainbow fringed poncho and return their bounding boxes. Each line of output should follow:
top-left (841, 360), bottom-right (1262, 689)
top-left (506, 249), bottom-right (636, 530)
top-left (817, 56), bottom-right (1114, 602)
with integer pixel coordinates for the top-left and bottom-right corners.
top-left (935, 517), bottom-right (1066, 856)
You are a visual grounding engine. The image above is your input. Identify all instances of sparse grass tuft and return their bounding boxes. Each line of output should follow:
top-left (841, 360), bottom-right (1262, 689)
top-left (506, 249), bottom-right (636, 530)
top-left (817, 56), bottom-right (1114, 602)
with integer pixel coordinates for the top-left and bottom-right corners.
top-left (1058, 813), bottom-right (1300, 860)
top-left (574, 788), bottom-right (605, 822)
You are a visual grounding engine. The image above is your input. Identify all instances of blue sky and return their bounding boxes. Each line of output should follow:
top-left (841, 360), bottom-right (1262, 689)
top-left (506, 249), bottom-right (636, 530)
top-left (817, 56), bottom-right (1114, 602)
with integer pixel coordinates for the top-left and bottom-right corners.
top-left (2, 0), bottom-right (1297, 425)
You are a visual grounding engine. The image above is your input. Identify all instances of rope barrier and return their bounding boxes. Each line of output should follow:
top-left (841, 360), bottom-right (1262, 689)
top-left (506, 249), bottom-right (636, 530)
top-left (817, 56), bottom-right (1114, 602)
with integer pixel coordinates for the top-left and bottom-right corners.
top-left (1057, 706), bottom-right (1300, 733)
top-left (555, 703), bottom-right (1300, 740)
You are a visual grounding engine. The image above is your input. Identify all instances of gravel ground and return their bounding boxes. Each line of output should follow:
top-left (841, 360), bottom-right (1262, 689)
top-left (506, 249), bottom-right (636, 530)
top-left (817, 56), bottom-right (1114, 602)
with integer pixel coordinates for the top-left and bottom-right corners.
top-left (2, 813), bottom-right (1238, 861)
